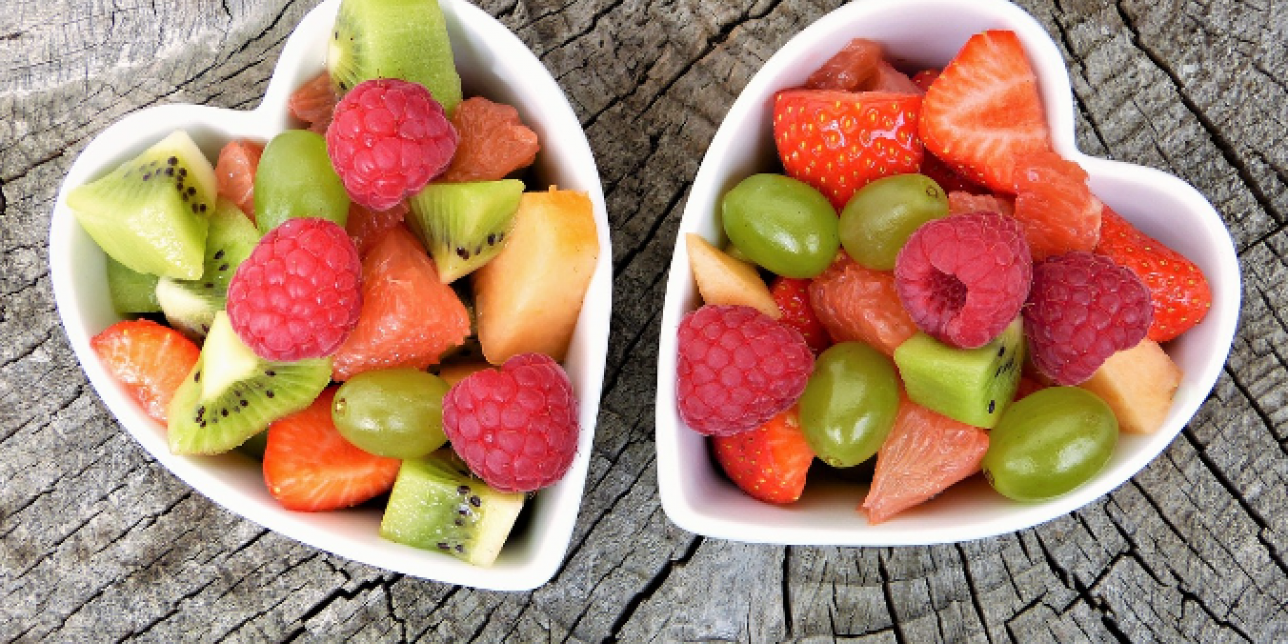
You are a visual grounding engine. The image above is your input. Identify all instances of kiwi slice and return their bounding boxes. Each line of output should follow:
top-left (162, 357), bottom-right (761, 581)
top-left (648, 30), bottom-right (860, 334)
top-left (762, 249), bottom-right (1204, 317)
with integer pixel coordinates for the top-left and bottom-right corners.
top-left (407, 180), bottom-right (524, 283)
top-left (106, 256), bottom-right (161, 314)
top-left (168, 312), bottom-right (331, 455)
top-left (328, 0), bottom-right (463, 115)
top-left (379, 448), bottom-right (525, 566)
top-left (155, 199), bottom-right (261, 341)
top-left (67, 130), bottom-right (215, 280)
top-left (893, 317), bottom-right (1025, 429)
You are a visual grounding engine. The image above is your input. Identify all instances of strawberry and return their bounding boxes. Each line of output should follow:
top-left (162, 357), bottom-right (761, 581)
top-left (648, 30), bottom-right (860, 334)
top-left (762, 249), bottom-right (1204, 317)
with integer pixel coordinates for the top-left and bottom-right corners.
top-left (911, 69), bottom-right (940, 93)
top-left (91, 319), bottom-right (201, 424)
top-left (919, 30), bottom-right (1051, 194)
top-left (770, 276), bottom-right (830, 354)
top-left (1095, 206), bottom-right (1212, 342)
top-left (773, 89), bottom-right (923, 211)
top-left (711, 407), bottom-right (814, 504)
top-left (262, 387), bottom-right (402, 511)
top-left (920, 152), bottom-right (988, 195)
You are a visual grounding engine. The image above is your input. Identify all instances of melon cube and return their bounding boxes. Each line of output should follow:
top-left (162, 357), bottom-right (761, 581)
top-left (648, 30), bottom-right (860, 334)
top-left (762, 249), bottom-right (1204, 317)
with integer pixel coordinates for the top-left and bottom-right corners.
top-left (473, 188), bottom-right (599, 364)
top-left (1078, 339), bottom-right (1182, 434)
top-left (685, 233), bottom-right (780, 318)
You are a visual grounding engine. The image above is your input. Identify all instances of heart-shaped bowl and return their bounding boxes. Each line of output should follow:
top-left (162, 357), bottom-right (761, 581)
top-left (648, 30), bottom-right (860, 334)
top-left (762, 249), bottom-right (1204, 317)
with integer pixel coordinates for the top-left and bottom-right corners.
top-left (49, 0), bottom-right (612, 590)
top-left (656, 0), bottom-right (1240, 546)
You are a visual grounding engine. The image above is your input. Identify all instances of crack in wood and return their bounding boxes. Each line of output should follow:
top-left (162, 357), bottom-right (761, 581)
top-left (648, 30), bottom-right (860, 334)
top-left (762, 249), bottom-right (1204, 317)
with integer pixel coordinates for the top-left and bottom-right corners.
top-left (605, 533), bottom-right (703, 642)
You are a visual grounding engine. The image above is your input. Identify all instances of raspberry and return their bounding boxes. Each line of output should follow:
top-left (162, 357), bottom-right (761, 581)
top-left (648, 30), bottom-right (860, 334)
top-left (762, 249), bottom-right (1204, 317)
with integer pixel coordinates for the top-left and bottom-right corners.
top-left (1024, 252), bottom-right (1153, 385)
top-left (676, 305), bottom-right (814, 437)
top-left (226, 218), bottom-right (362, 361)
top-left (442, 353), bottom-right (579, 492)
top-left (326, 79), bottom-right (458, 211)
top-left (894, 212), bottom-right (1032, 349)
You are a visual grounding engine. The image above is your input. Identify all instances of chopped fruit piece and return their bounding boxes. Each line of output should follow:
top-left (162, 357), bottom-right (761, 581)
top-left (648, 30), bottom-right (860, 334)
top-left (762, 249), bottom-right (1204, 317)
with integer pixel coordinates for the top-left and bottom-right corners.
top-left (919, 30), bottom-right (1051, 193)
top-left (686, 233), bottom-right (780, 319)
top-left (436, 361), bottom-right (491, 387)
top-left (345, 202), bottom-right (409, 258)
top-left (1079, 338), bottom-right (1182, 434)
top-left (862, 398), bottom-right (988, 524)
top-left (406, 179), bottom-right (525, 283)
top-left (894, 213), bottom-right (1031, 349)
top-left (677, 305), bottom-right (814, 436)
top-left (910, 69), bottom-right (940, 93)
top-left (288, 72), bottom-right (338, 134)
top-left (893, 318), bottom-right (1025, 429)
top-left (921, 153), bottom-right (988, 195)
top-left (712, 407), bottom-right (814, 504)
top-left (947, 190), bottom-right (1014, 217)
top-left (1012, 151), bottom-right (1102, 260)
top-left (1024, 252), bottom-right (1152, 385)
top-left (226, 218), bottom-right (363, 361)
top-left (439, 97), bottom-right (541, 184)
top-left (443, 353), bottom-right (580, 492)
top-left (770, 276), bottom-right (831, 353)
top-left (1095, 206), bottom-right (1212, 342)
top-left (805, 38), bottom-right (883, 91)
top-left (808, 253), bottom-right (918, 356)
top-left (331, 226), bottom-right (471, 380)
top-left (473, 189), bottom-right (599, 364)
top-left (91, 319), bottom-right (201, 424)
top-left (263, 387), bottom-right (402, 512)
top-left (869, 61), bottom-right (922, 94)
top-left (1015, 375), bottom-right (1048, 400)
top-left (774, 89), bottom-right (924, 210)
top-left (326, 78), bottom-right (458, 210)
top-left (214, 139), bottom-right (263, 223)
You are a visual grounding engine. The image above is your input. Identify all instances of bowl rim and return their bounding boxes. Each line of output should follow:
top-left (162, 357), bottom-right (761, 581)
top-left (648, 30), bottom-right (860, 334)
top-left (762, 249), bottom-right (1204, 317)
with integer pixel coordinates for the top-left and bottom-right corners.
top-left (655, 0), bottom-right (1241, 546)
top-left (48, 0), bottom-right (613, 590)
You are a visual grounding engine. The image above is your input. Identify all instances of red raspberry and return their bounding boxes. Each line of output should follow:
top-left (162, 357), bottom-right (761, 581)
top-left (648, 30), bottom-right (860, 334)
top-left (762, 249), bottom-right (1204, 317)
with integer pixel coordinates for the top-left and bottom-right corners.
top-left (442, 353), bottom-right (579, 493)
top-left (894, 212), bottom-right (1032, 349)
top-left (226, 218), bottom-right (362, 361)
top-left (1024, 252), bottom-right (1153, 385)
top-left (326, 79), bottom-right (458, 211)
top-left (676, 305), bottom-right (814, 437)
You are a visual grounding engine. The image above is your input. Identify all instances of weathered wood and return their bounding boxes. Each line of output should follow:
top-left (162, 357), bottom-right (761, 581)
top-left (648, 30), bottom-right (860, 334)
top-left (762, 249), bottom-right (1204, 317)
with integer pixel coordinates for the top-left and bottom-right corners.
top-left (3, 0), bottom-right (1286, 641)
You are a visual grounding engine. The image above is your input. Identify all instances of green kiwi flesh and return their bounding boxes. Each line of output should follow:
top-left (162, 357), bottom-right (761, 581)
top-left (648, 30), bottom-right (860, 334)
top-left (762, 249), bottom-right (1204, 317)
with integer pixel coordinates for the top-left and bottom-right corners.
top-left (156, 199), bottom-right (261, 341)
top-left (168, 312), bottom-right (331, 455)
top-left (379, 448), bottom-right (524, 566)
top-left (893, 317), bottom-right (1025, 429)
top-left (406, 180), bottom-right (524, 283)
top-left (106, 256), bottom-right (161, 314)
top-left (67, 130), bottom-right (215, 280)
top-left (328, 0), bottom-right (463, 115)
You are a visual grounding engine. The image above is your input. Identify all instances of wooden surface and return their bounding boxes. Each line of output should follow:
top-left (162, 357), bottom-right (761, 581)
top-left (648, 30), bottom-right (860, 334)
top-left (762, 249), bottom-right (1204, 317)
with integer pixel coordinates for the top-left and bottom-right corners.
top-left (3, 0), bottom-right (1286, 640)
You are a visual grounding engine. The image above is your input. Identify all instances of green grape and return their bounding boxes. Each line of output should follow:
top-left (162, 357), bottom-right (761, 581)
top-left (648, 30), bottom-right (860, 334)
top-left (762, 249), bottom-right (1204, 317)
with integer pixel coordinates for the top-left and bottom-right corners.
top-left (839, 173), bottom-right (948, 270)
top-left (254, 130), bottom-right (350, 234)
top-left (332, 368), bottom-right (451, 459)
top-left (721, 173), bottom-right (839, 278)
top-left (798, 342), bottom-right (900, 468)
top-left (982, 387), bottom-right (1118, 502)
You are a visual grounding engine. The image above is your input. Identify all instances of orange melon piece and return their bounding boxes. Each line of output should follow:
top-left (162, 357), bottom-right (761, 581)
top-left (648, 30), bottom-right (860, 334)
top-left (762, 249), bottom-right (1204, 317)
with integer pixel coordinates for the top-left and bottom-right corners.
top-left (1078, 339), bottom-right (1182, 434)
top-left (685, 233), bottom-right (779, 319)
top-left (472, 188), bottom-right (599, 364)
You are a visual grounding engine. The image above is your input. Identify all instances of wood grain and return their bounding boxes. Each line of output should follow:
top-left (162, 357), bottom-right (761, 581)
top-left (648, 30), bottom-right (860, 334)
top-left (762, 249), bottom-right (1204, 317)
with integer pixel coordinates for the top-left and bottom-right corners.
top-left (3, 0), bottom-right (1285, 640)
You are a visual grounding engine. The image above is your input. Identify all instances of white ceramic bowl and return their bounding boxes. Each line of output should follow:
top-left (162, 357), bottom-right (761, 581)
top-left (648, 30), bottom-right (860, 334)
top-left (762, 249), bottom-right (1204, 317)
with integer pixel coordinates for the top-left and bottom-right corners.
top-left (656, 0), bottom-right (1240, 546)
top-left (49, 0), bottom-right (612, 590)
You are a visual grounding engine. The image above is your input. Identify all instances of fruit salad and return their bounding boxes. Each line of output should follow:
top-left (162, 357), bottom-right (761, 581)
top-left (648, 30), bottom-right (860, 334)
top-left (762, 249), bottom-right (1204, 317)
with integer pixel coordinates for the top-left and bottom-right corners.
top-left (66, 0), bottom-right (599, 567)
top-left (677, 31), bottom-right (1212, 523)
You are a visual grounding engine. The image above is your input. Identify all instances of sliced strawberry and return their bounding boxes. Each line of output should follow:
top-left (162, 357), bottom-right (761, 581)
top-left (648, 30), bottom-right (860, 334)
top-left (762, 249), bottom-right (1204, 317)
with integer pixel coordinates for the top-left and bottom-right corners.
top-left (263, 387), bottom-right (402, 512)
top-left (947, 190), bottom-right (1014, 217)
top-left (774, 89), bottom-right (923, 210)
top-left (919, 30), bottom-right (1051, 193)
top-left (911, 69), bottom-right (940, 93)
top-left (1012, 151), bottom-right (1101, 260)
top-left (214, 139), bottom-right (263, 224)
top-left (861, 398), bottom-right (988, 524)
top-left (770, 276), bottom-right (830, 354)
top-left (91, 319), bottom-right (200, 424)
top-left (1095, 206), bottom-right (1212, 342)
top-left (805, 38), bottom-right (884, 91)
top-left (288, 72), bottom-right (338, 134)
top-left (712, 407), bottom-right (814, 504)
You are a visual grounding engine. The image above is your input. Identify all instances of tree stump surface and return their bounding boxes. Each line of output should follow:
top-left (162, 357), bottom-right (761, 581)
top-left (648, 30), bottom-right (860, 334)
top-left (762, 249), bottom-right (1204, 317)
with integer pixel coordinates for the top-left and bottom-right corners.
top-left (3, 0), bottom-right (1286, 641)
